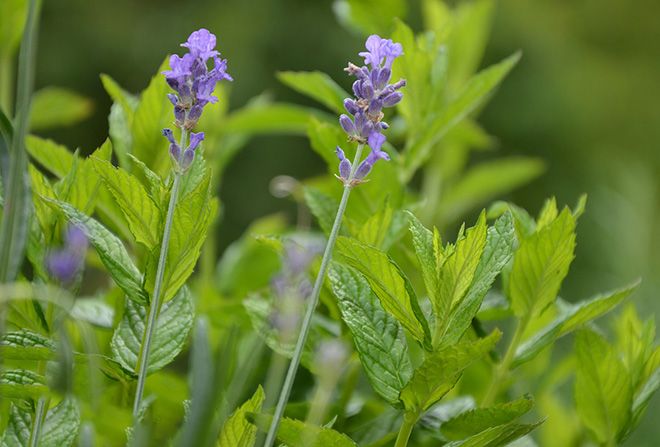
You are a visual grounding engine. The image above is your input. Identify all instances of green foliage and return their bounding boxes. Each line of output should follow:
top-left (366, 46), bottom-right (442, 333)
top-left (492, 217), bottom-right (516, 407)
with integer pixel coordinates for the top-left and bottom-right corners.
top-left (110, 287), bottom-right (194, 375)
top-left (1, 399), bottom-right (80, 447)
top-left (217, 386), bottom-right (264, 447)
top-left (29, 87), bottom-right (93, 131)
top-left (277, 71), bottom-right (349, 114)
top-left (251, 415), bottom-right (358, 447)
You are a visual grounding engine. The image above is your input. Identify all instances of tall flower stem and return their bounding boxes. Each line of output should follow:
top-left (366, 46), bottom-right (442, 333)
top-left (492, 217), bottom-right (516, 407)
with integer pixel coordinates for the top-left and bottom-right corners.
top-left (263, 144), bottom-right (364, 447)
top-left (132, 130), bottom-right (188, 417)
top-left (28, 396), bottom-right (49, 447)
top-left (394, 411), bottom-right (418, 447)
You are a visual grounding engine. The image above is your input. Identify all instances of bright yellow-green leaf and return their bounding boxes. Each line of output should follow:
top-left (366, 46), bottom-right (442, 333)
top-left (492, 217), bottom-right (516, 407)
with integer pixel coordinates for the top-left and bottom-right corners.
top-left (217, 386), bottom-right (265, 447)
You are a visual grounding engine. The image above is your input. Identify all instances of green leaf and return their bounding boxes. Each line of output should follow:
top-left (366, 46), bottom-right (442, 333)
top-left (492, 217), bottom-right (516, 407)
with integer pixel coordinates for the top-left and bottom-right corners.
top-left (329, 263), bottom-right (412, 405)
top-left (357, 200), bottom-right (393, 249)
top-left (1, 398), bottom-right (80, 447)
top-left (251, 415), bottom-right (357, 447)
top-left (304, 187), bottom-right (339, 235)
top-left (0, 329), bottom-right (55, 360)
top-left (400, 330), bottom-right (501, 412)
top-left (575, 329), bottom-right (632, 444)
top-left (513, 281), bottom-right (640, 367)
top-left (29, 87), bottom-right (93, 130)
top-left (442, 212), bottom-right (516, 345)
top-left (0, 369), bottom-right (47, 399)
top-left (0, 0), bottom-right (27, 55)
top-left (110, 287), bottom-right (194, 376)
top-left (407, 212), bottom-right (440, 305)
top-left (403, 52), bottom-right (521, 181)
top-left (44, 199), bottom-right (147, 304)
top-left (153, 175), bottom-right (217, 302)
top-left (99, 74), bottom-right (137, 120)
top-left (336, 236), bottom-right (431, 348)
top-left (25, 135), bottom-right (73, 177)
top-left (335, 0), bottom-right (408, 35)
top-left (224, 102), bottom-right (322, 135)
top-left (306, 118), bottom-right (346, 167)
top-left (217, 386), bottom-right (265, 447)
top-left (70, 298), bottom-right (115, 328)
top-left (130, 58), bottom-right (171, 173)
top-left (277, 71), bottom-right (349, 114)
top-left (434, 212), bottom-right (488, 344)
top-left (439, 158), bottom-right (545, 224)
top-left (90, 157), bottom-right (161, 249)
top-left (441, 395), bottom-right (534, 440)
top-left (508, 208), bottom-right (576, 318)
top-left (443, 420), bottom-right (543, 447)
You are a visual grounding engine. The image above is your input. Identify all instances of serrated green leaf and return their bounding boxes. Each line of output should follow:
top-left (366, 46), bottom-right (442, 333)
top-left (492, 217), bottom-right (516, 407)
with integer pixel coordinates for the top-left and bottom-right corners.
top-left (277, 71), bottom-right (349, 114)
top-left (29, 87), bottom-right (93, 130)
top-left (110, 286), bottom-right (194, 375)
top-left (0, 329), bottom-right (55, 360)
top-left (91, 157), bottom-right (161, 249)
top-left (251, 415), bottom-right (358, 447)
top-left (1, 398), bottom-right (80, 447)
top-left (217, 386), bottom-right (265, 447)
top-left (44, 199), bottom-right (147, 304)
top-left (153, 174), bottom-right (217, 302)
top-left (508, 208), bottom-right (575, 318)
top-left (403, 52), bottom-right (520, 181)
top-left (0, 369), bottom-right (47, 399)
top-left (441, 395), bottom-right (534, 440)
top-left (575, 329), bottom-right (632, 444)
top-left (304, 187), bottom-right (339, 235)
top-left (439, 158), bottom-right (544, 224)
top-left (407, 211), bottom-right (440, 304)
top-left (336, 236), bottom-right (431, 347)
top-left (442, 212), bottom-right (516, 345)
top-left (444, 419), bottom-right (543, 447)
top-left (400, 330), bottom-right (501, 412)
top-left (434, 212), bottom-right (488, 344)
top-left (536, 197), bottom-right (558, 230)
top-left (357, 200), bottom-right (393, 249)
top-left (513, 281), bottom-right (639, 367)
top-left (329, 263), bottom-right (412, 405)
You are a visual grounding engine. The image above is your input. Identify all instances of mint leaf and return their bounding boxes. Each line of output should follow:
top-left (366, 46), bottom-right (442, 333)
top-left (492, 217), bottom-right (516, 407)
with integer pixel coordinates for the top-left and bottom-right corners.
top-left (329, 263), bottom-right (412, 405)
top-left (277, 71), bottom-right (349, 114)
top-left (217, 386), bottom-right (265, 447)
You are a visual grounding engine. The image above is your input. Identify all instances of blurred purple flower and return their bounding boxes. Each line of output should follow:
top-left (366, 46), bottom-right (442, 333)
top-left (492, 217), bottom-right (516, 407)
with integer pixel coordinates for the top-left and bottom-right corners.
top-left (336, 34), bottom-right (405, 184)
top-left (163, 28), bottom-right (232, 131)
top-left (45, 225), bottom-right (88, 284)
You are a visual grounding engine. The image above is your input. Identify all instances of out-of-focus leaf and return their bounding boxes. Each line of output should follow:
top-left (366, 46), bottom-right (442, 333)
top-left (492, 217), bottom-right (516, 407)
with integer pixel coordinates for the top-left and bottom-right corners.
top-left (439, 157), bottom-right (545, 224)
top-left (403, 52), bottom-right (520, 181)
top-left (25, 135), bottom-right (73, 177)
top-left (0, 0), bottom-right (27, 55)
top-left (336, 236), bottom-right (431, 348)
top-left (224, 102), bottom-right (326, 135)
top-left (307, 118), bottom-right (345, 167)
top-left (0, 369), bottom-right (47, 399)
top-left (91, 157), bottom-right (161, 249)
top-left (329, 263), bottom-right (412, 405)
top-left (334, 0), bottom-right (408, 35)
top-left (1, 398), bottom-right (80, 447)
top-left (251, 415), bottom-right (358, 447)
top-left (277, 71), bottom-right (349, 114)
top-left (443, 420), bottom-right (543, 447)
top-left (304, 186), bottom-right (340, 236)
top-left (29, 87), bottom-right (93, 130)
top-left (70, 298), bottom-right (115, 328)
top-left (400, 330), bottom-right (501, 412)
top-left (508, 208), bottom-right (575, 318)
top-left (575, 329), bottom-right (632, 444)
top-left (217, 386), bottom-right (265, 447)
top-left (111, 287), bottom-right (194, 376)
top-left (0, 329), bottom-right (55, 360)
top-left (513, 281), bottom-right (639, 367)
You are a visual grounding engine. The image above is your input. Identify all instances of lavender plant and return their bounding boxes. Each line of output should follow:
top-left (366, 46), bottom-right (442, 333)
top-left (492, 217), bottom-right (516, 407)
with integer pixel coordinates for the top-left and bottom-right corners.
top-left (0, 1), bottom-right (658, 447)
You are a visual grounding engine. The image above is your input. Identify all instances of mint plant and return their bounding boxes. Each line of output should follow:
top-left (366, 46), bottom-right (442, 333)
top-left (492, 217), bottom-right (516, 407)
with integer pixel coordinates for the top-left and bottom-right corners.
top-left (0, 0), bottom-right (658, 446)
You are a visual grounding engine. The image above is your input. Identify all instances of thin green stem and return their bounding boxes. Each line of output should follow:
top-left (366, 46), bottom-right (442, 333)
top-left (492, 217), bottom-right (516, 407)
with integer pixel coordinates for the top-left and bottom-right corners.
top-left (482, 315), bottom-right (530, 406)
top-left (132, 130), bottom-right (188, 417)
top-left (394, 412), bottom-right (418, 447)
top-left (28, 396), bottom-right (49, 447)
top-left (0, 52), bottom-right (12, 116)
top-left (263, 144), bottom-right (364, 447)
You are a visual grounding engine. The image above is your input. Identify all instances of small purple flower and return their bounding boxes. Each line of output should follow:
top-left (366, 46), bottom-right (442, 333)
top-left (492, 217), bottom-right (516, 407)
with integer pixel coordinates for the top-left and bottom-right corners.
top-left (163, 28), bottom-right (232, 131)
top-left (46, 225), bottom-right (88, 284)
top-left (336, 34), bottom-right (405, 184)
top-left (163, 129), bottom-right (205, 172)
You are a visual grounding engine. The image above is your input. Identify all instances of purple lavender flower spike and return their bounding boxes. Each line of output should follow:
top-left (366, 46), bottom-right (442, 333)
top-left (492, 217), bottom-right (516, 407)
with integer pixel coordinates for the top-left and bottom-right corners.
top-left (46, 225), bottom-right (88, 284)
top-left (336, 146), bottom-right (352, 181)
top-left (163, 28), bottom-right (232, 131)
top-left (336, 34), bottom-right (405, 183)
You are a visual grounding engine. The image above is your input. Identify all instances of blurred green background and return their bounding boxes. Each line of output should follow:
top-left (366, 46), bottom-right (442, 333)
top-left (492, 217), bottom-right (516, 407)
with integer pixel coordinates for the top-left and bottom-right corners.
top-left (17, 0), bottom-right (660, 443)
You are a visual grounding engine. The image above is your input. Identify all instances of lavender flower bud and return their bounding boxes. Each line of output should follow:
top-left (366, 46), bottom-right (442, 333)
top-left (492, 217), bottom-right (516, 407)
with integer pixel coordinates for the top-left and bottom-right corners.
top-left (336, 146), bottom-right (352, 181)
top-left (344, 99), bottom-right (359, 115)
top-left (339, 114), bottom-right (356, 136)
top-left (382, 92), bottom-right (403, 107)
